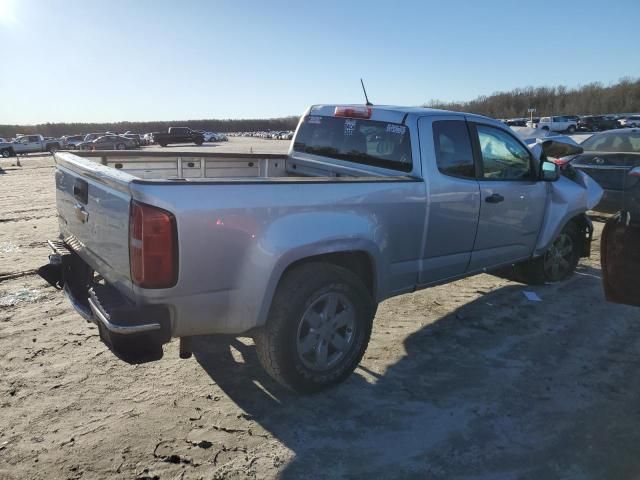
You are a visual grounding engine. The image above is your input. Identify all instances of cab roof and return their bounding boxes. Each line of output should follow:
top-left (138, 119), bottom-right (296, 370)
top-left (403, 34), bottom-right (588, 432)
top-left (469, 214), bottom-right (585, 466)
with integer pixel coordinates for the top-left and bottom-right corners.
top-left (308, 104), bottom-right (498, 126)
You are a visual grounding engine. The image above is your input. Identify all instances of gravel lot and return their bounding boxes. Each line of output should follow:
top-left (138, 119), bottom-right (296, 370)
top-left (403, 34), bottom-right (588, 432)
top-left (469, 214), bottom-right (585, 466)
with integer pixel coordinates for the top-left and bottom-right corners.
top-left (1, 139), bottom-right (640, 479)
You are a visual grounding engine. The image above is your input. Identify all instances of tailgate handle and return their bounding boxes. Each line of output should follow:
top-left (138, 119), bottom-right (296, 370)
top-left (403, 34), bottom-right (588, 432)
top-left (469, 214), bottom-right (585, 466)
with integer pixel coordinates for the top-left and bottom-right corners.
top-left (74, 203), bottom-right (89, 223)
top-left (73, 179), bottom-right (88, 204)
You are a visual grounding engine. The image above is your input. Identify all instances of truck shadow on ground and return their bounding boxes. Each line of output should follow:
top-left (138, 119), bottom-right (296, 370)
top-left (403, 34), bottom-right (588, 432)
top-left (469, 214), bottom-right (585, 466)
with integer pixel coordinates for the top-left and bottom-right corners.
top-left (193, 264), bottom-right (640, 478)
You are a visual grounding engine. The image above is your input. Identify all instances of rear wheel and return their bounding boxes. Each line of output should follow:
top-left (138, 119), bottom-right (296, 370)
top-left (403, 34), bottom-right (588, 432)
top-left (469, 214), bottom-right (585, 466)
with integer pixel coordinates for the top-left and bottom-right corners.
top-left (116, 143), bottom-right (126, 150)
top-left (1, 149), bottom-right (11, 158)
top-left (514, 222), bottom-right (580, 284)
top-left (194, 139), bottom-right (203, 146)
top-left (47, 144), bottom-right (59, 154)
top-left (254, 262), bottom-right (375, 393)
top-left (567, 125), bottom-right (576, 133)
top-left (159, 142), bottom-right (168, 147)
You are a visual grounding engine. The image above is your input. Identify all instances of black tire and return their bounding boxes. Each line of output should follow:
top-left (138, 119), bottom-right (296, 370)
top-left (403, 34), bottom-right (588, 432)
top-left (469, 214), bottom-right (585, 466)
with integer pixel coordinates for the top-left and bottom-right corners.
top-left (159, 142), bottom-right (168, 147)
top-left (1, 149), bottom-right (11, 158)
top-left (541, 126), bottom-right (550, 132)
top-left (592, 125), bottom-right (599, 132)
top-left (116, 143), bottom-right (126, 150)
top-left (567, 125), bottom-right (576, 133)
top-left (194, 139), bottom-right (203, 146)
top-left (254, 262), bottom-right (375, 393)
top-left (514, 221), bottom-right (580, 285)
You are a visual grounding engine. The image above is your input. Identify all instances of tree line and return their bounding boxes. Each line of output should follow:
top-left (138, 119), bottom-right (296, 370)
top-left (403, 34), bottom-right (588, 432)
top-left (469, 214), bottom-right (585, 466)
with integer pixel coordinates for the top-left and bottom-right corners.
top-left (425, 77), bottom-right (640, 119)
top-left (3, 78), bottom-right (640, 138)
top-left (0, 117), bottom-right (300, 139)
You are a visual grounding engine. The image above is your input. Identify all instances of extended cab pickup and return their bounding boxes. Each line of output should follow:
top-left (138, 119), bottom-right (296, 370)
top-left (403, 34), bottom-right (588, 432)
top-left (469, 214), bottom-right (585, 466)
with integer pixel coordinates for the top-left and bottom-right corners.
top-left (40, 105), bottom-right (602, 392)
top-left (0, 134), bottom-right (61, 157)
top-left (152, 127), bottom-right (204, 147)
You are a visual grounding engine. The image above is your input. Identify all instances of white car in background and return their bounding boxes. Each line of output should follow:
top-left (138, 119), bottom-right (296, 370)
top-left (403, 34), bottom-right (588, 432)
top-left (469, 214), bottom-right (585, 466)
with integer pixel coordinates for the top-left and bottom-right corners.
top-left (619, 116), bottom-right (640, 128)
top-left (203, 132), bottom-right (228, 142)
top-left (537, 116), bottom-right (577, 133)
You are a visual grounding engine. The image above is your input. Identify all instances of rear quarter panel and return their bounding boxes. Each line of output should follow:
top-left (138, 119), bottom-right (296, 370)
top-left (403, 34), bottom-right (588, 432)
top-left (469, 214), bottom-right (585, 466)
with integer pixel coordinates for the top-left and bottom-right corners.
top-left (130, 179), bottom-right (426, 336)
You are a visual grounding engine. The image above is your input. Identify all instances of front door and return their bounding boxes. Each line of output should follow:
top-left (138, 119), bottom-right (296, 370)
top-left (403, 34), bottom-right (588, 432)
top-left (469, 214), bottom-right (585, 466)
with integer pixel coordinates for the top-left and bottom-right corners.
top-left (418, 116), bottom-right (480, 284)
top-left (467, 122), bottom-right (547, 271)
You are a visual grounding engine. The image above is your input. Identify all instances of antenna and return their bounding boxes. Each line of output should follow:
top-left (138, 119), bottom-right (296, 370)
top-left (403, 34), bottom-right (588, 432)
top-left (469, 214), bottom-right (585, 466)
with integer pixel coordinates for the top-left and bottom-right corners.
top-left (360, 78), bottom-right (373, 106)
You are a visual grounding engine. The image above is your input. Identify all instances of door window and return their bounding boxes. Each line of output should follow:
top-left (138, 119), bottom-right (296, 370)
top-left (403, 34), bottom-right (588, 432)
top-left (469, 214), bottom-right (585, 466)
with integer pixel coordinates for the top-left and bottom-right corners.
top-left (476, 125), bottom-right (533, 180)
top-left (432, 120), bottom-right (475, 178)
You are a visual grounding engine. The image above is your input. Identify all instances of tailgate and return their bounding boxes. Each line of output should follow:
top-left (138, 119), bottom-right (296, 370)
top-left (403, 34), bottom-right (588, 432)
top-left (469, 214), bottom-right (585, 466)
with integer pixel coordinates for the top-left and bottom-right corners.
top-left (55, 152), bottom-right (134, 294)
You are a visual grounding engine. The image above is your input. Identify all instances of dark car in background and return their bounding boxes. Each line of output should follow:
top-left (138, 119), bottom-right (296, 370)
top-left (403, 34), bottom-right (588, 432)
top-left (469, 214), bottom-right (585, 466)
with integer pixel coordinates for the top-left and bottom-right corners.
top-left (62, 135), bottom-right (85, 149)
top-left (601, 165), bottom-right (640, 307)
top-left (578, 115), bottom-right (620, 132)
top-left (78, 135), bottom-right (138, 151)
top-left (152, 127), bottom-right (204, 147)
top-left (562, 129), bottom-right (640, 212)
top-left (122, 133), bottom-right (142, 147)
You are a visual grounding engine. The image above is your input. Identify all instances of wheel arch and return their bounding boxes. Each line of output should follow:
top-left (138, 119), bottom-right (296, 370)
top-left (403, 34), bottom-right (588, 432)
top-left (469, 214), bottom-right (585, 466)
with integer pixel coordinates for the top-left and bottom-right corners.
top-left (254, 245), bottom-right (381, 330)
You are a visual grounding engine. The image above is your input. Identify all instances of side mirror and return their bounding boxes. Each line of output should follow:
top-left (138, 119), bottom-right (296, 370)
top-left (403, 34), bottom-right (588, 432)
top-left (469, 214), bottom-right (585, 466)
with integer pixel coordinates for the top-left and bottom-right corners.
top-left (541, 160), bottom-right (560, 182)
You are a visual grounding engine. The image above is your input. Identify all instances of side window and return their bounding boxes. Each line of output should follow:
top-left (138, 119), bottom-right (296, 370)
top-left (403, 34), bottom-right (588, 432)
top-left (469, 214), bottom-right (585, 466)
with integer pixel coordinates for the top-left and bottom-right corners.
top-left (29, 136), bottom-right (39, 142)
top-left (476, 125), bottom-right (533, 180)
top-left (432, 120), bottom-right (475, 178)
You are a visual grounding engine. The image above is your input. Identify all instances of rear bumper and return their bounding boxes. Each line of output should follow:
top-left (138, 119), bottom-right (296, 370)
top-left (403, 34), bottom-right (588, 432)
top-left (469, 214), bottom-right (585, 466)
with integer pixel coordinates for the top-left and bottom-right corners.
top-left (39, 239), bottom-right (171, 362)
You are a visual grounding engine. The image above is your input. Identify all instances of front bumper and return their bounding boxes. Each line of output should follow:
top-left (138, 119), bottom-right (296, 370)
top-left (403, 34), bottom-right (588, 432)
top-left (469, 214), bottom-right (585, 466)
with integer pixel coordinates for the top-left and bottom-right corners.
top-left (38, 239), bottom-right (171, 362)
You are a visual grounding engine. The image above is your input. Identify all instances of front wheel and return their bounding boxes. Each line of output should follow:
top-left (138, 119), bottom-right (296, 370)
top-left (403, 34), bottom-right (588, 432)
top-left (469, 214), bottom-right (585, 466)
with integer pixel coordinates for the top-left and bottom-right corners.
top-left (567, 125), bottom-right (576, 133)
top-left (1, 149), bottom-right (11, 158)
top-left (254, 263), bottom-right (375, 393)
top-left (116, 143), bottom-right (126, 150)
top-left (514, 222), bottom-right (580, 284)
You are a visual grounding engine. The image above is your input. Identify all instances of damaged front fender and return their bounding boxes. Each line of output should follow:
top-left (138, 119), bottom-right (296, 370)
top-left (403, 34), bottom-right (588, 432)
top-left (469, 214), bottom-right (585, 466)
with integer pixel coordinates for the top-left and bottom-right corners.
top-left (533, 170), bottom-right (603, 257)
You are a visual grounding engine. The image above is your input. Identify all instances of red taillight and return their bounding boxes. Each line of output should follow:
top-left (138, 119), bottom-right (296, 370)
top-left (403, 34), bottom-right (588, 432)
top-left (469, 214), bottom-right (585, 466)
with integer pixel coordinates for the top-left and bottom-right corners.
top-left (334, 106), bottom-right (372, 119)
top-left (129, 201), bottom-right (178, 288)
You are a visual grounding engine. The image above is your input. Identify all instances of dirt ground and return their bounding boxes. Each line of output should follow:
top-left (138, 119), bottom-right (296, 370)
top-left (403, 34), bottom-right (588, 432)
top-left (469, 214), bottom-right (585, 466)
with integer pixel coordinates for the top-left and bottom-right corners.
top-left (1, 143), bottom-right (640, 480)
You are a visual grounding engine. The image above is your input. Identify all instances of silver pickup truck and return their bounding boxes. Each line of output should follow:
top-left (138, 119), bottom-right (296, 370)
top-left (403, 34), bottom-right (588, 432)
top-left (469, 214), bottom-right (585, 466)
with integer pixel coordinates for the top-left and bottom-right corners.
top-left (40, 105), bottom-right (602, 392)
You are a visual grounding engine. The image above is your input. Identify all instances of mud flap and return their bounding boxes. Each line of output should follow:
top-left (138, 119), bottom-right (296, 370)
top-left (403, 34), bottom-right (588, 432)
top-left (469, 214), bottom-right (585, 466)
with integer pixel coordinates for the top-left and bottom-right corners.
top-left (601, 214), bottom-right (640, 307)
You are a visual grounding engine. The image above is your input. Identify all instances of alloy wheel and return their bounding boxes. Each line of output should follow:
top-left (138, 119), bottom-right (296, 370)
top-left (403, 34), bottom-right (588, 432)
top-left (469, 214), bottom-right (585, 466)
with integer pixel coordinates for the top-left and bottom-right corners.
top-left (296, 292), bottom-right (356, 371)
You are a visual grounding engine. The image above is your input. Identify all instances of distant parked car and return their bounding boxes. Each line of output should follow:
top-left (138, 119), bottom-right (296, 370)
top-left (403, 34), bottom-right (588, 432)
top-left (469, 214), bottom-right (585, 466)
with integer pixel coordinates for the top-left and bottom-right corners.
top-left (202, 132), bottom-right (220, 142)
top-left (78, 135), bottom-right (138, 151)
top-left (577, 115), bottom-right (620, 132)
top-left (0, 134), bottom-right (61, 156)
top-left (538, 116), bottom-right (577, 133)
top-left (83, 132), bottom-right (108, 143)
top-left (561, 129), bottom-right (640, 212)
top-left (122, 134), bottom-right (142, 147)
top-left (618, 116), bottom-right (640, 128)
top-left (62, 135), bottom-right (85, 149)
top-left (153, 127), bottom-right (204, 147)
top-left (505, 118), bottom-right (527, 127)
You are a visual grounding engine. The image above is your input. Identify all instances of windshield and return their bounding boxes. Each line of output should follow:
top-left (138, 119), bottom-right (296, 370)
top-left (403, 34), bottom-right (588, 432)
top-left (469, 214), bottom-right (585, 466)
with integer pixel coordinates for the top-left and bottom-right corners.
top-left (293, 115), bottom-right (412, 172)
top-left (581, 132), bottom-right (640, 152)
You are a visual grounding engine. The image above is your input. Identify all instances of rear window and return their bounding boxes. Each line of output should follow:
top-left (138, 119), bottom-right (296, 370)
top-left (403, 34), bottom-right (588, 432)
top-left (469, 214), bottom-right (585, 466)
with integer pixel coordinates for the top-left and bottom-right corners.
top-left (293, 116), bottom-right (412, 172)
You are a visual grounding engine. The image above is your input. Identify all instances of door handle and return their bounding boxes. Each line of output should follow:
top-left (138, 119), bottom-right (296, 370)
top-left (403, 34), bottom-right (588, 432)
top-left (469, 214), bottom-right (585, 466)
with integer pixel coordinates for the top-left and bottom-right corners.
top-left (74, 203), bottom-right (89, 223)
top-left (485, 193), bottom-right (504, 204)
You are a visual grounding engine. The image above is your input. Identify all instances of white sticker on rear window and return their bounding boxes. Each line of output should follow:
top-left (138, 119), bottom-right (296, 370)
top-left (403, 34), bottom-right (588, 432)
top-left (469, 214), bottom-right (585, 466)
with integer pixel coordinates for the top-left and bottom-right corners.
top-left (386, 124), bottom-right (406, 135)
top-left (308, 116), bottom-right (322, 124)
top-left (344, 119), bottom-right (357, 136)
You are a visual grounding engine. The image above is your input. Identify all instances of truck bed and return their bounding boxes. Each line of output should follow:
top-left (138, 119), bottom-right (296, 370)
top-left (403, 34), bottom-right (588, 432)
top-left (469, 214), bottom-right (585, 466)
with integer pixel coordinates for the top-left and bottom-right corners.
top-left (71, 150), bottom-right (395, 181)
top-left (52, 149), bottom-right (423, 337)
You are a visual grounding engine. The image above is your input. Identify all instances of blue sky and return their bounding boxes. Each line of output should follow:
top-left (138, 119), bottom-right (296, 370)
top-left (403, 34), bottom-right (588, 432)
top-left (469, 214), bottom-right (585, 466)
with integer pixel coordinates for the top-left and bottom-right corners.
top-left (1, 0), bottom-right (638, 124)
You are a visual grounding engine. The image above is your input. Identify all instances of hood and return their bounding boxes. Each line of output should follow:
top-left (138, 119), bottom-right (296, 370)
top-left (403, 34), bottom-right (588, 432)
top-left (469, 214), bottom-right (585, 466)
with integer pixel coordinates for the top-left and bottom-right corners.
top-left (524, 136), bottom-right (583, 160)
